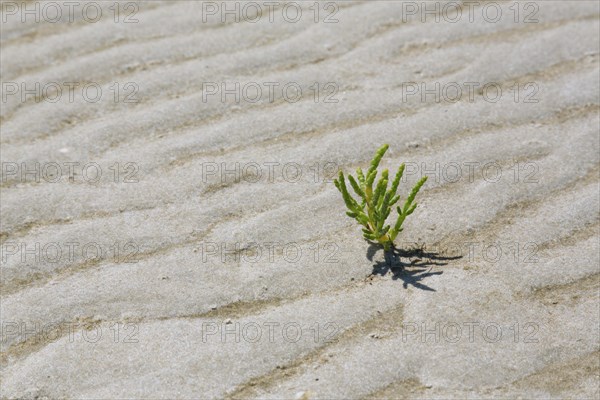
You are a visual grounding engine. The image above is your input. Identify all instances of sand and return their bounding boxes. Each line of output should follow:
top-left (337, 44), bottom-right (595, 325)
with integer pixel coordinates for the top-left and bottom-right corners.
top-left (1, 1), bottom-right (599, 398)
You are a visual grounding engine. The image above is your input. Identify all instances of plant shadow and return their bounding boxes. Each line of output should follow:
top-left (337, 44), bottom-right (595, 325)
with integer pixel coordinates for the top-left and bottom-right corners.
top-left (367, 243), bottom-right (462, 292)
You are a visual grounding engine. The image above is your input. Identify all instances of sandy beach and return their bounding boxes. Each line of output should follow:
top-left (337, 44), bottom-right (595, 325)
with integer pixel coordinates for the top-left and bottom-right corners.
top-left (1, 1), bottom-right (599, 398)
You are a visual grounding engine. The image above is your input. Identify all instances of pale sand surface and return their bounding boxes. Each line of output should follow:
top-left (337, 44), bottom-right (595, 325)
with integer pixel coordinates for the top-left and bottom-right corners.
top-left (1, 1), bottom-right (599, 399)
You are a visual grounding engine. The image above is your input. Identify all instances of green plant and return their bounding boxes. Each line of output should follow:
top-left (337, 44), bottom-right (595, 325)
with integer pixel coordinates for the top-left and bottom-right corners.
top-left (334, 144), bottom-right (427, 265)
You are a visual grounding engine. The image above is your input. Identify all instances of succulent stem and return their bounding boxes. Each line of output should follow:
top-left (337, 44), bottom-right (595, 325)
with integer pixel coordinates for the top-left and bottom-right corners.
top-left (333, 144), bottom-right (427, 256)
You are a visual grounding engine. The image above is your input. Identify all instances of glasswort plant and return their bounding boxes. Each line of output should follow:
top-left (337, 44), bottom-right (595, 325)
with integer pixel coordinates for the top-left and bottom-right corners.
top-left (334, 144), bottom-right (427, 268)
